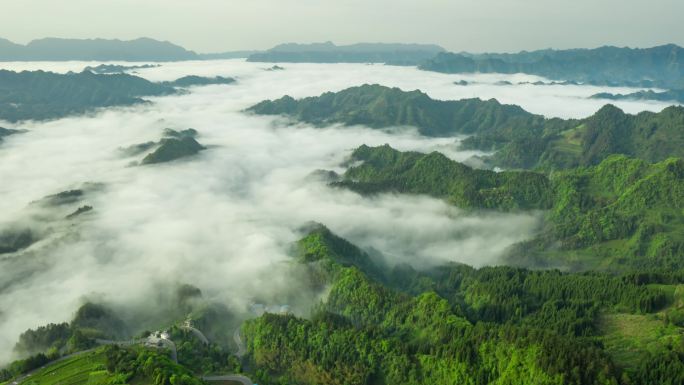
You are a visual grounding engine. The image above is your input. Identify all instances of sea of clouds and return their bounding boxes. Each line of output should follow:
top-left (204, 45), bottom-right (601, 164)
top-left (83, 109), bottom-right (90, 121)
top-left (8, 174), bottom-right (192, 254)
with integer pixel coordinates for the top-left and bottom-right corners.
top-left (0, 60), bottom-right (676, 363)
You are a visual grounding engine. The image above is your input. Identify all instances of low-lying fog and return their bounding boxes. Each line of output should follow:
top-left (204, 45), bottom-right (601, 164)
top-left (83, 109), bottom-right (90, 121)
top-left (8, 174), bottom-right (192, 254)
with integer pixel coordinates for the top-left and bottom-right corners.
top-left (0, 60), bottom-right (675, 363)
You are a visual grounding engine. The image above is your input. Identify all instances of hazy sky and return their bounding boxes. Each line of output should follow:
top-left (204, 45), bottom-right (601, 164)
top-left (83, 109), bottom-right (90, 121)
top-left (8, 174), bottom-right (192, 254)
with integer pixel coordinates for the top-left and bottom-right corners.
top-left (1, 0), bottom-right (682, 53)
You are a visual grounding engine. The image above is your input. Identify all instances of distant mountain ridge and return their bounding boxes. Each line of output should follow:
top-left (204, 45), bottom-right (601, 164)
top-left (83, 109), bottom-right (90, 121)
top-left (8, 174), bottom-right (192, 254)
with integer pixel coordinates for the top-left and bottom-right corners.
top-left (0, 37), bottom-right (199, 61)
top-left (420, 44), bottom-right (684, 89)
top-left (247, 41), bottom-right (445, 65)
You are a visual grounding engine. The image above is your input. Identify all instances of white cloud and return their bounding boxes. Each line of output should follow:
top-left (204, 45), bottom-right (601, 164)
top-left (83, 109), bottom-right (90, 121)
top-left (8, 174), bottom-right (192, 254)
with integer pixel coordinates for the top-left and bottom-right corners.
top-left (0, 60), bottom-right (676, 364)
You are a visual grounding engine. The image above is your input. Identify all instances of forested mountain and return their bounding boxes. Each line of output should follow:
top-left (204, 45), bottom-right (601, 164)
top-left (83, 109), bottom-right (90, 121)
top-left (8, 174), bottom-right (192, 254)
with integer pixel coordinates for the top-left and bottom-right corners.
top-left (249, 84), bottom-right (684, 170)
top-left (139, 128), bottom-right (206, 165)
top-left (244, 226), bottom-right (684, 385)
top-left (6, 225), bottom-right (684, 385)
top-left (487, 104), bottom-right (684, 170)
top-left (334, 144), bottom-right (552, 211)
top-left (248, 84), bottom-right (557, 137)
top-left (0, 37), bottom-right (198, 61)
top-left (162, 75), bottom-right (236, 87)
top-left (335, 145), bottom-right (684, 271)
top-left (420, 44), bottom-right (684, 89)
top-left (0, 70), bottom-right (175, 122)
top-left (247, 42), bottom-right (445, 65)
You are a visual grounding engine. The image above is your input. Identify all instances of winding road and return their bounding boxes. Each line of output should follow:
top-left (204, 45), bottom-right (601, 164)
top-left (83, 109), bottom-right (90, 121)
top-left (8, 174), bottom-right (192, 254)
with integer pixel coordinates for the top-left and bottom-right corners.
top-left (180, 326), bottom-right (209, 345)
top-left (11, 325), bottom-right (253, 385)
top-left (202, 375), bottom-right (253, 385)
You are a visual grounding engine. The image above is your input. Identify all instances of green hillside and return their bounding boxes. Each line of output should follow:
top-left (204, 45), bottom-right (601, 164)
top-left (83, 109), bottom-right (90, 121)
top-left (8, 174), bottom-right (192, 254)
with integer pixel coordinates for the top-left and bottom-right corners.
top-left (0, 70), bottom-right (175, 122)
top-left (241, 226), bottom-right (684, 385)
top-left (248, 85), bottom-right (684, 170)
top-left (334, 145), bottom-right (684, 270)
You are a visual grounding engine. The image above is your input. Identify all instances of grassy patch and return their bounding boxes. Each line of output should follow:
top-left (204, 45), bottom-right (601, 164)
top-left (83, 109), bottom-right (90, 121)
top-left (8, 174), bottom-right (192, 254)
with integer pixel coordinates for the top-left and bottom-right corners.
top-left (599, 311), bottom-right (683, 370)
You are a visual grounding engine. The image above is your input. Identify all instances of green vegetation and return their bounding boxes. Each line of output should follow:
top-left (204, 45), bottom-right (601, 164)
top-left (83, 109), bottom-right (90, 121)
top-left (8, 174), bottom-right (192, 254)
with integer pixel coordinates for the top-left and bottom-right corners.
top-left (4, 227), bottom-right (684, 384)
top-left (8, 302), bottom-right (127, 369)
top-left (168, 326), bottom-right (241, 375)
top-left (83, 64), bottom-right (160, 75)
top-left (141, 137), bottom-right (205, 165)
top-left (511, 155), bottom-right (684, 270)
top-left (163, 76), bottom-right (235, 87)
top-left (248, 84), bottom-right (558, 139)
top-left (135, 128), bottom-right (205, 165)
top-left (419, 44), bottom-right (684, 89)
top-left (0, 70), bottom-right (175, 122)
top-left (334, 145), bottom-right (684, 270)
top-left (592, 89), bottom-right (684, 104)
top-left (1, 344), bottom-right (213, 385)
top-left (249, 85), bottom-right (684, 170)
top-left (335, 144), bottom-right (552, 211)
top-left (105, 345), bottom-right (205, 385)
top-left (16, 349), bottom-right (113, 385)
top-left (240, 226), bottom-right (684, 384)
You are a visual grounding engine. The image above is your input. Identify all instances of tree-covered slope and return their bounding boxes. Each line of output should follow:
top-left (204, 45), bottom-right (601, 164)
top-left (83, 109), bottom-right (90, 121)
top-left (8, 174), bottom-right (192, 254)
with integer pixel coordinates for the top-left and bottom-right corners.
top-left (419, 44), bottom-right (684, 89)
top-left (334, 144), bottom-right (553, 211)
top-left (0, 70), bottom-right (175, 122)
top-left (334, 145), bottom-right (684, 270)
top-left (249, 85), bottom-right (684, 170)
top-left (140, 129), bottom-right (205, 165)
top-left (241, 226), bottom-right (684, 385)
top-left (4, 226), bottom-right (684, 385)
top-left (248, 83), bottom-right (559, 138)
top-left (515, 155), bottom-right (684, 270)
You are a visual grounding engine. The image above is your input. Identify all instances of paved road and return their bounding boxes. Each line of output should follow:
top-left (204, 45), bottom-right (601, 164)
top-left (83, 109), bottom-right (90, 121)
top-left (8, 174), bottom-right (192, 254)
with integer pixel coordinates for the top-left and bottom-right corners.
top-left (180, 326), bottom-right (209, 345)
top-left (203, 375), bottom-right (254, 385)
top-left (11, 326), bottom-right (247, 385)
top-left (94, 338), bottom-right (138, 346)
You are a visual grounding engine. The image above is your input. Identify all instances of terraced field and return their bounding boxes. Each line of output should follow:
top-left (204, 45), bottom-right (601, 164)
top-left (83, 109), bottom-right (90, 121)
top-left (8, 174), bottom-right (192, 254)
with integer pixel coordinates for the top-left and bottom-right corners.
top-left (19, 350), bottom-right (115, 385)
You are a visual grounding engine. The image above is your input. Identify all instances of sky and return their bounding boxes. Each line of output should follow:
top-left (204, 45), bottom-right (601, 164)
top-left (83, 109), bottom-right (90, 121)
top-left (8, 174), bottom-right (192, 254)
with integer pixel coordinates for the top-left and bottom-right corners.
top-left (0, 0), bottom-right (681, 53)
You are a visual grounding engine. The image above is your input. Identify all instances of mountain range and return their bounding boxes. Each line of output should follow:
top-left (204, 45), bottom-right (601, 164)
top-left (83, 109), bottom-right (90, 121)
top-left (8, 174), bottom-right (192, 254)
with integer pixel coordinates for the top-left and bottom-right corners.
top-left (0, 37), bottom-right (199, 61)
top-left (246, 41), bottom-right (446, 65)
top-left (420, 44), bottom-right (684, 89)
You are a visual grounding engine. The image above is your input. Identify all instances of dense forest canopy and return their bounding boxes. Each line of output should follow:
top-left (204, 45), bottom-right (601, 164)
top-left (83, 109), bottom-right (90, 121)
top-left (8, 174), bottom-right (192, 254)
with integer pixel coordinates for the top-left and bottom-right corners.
top-left (332, 145), bottom-right (684, 271)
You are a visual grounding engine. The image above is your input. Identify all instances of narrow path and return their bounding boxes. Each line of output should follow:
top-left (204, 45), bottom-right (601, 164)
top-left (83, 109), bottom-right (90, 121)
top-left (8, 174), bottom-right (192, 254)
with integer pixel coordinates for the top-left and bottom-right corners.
top-left (180, 326), bottom-right (209, 345)
top-left (12, 326), bottom-right (250, 385)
